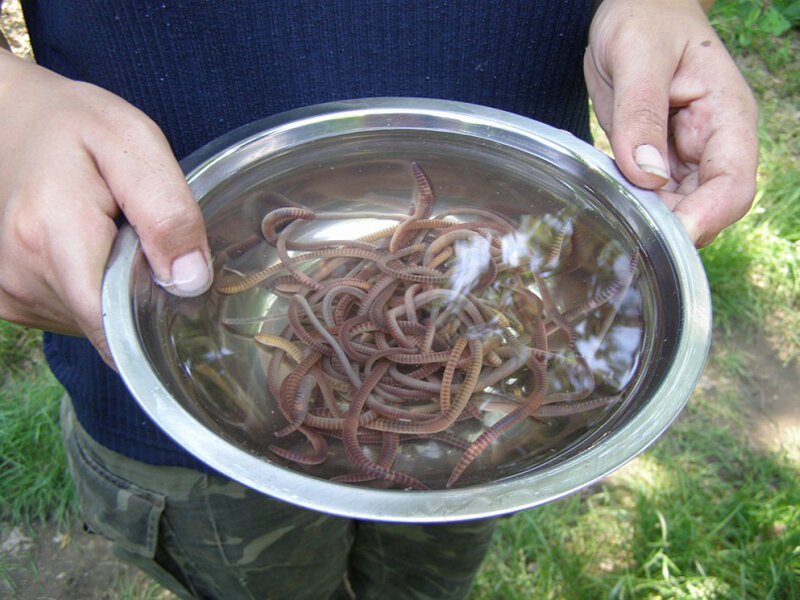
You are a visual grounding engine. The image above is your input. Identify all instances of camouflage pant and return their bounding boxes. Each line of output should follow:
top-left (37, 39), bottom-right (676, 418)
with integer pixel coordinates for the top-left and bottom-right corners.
top-left (61, 396), bottom-right (497, 600)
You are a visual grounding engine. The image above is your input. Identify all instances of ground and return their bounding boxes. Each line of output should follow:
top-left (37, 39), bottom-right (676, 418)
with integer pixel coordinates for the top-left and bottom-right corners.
top-left (1, 1), bottom-right (798, 598)
top-left (733, 332), bottom-right (800, 456)
top-left (2, 330), bottom-right (796, 600)
top-left (1, 521), bottom-right (148, 600)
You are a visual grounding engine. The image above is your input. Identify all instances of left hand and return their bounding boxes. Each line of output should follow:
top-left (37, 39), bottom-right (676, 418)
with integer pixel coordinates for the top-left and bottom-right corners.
top-left (585, 0), bottom-right (759, 247)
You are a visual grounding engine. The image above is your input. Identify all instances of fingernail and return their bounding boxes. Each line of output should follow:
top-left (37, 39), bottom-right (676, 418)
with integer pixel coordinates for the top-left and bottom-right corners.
top-left (167, 250), bottom-right (212, 296)
top-left (635, 144), bottom-right (670, 180)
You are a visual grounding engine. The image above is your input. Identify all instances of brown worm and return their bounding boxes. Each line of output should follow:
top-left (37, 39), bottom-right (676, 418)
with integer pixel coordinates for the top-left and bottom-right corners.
top-left (210, 161), bottom-right (640, 488)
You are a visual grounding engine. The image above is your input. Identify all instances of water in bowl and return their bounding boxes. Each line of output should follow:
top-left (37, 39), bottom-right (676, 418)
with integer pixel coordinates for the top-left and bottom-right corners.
top-left (157, 141), bottom-right (653, 490)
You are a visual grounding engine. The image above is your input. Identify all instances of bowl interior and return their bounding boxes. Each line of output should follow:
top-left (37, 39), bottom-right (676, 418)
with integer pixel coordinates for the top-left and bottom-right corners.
top-left (105, 100), bottom-right (709, 520)
top-left (134, 128), bottom-right (670, 489)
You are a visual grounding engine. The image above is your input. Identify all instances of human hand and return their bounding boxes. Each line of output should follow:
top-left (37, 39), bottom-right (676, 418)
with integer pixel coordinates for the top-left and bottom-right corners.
top-left (0, 50), bottom-right (212, 365)
top-left (584, 0), bottom-right (759, 247)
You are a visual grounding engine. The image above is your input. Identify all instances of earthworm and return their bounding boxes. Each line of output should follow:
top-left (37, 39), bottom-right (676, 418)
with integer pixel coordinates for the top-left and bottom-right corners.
top-left (367, 337), bottom-right (483, 434)
top-left (275, 352), bottom-right (324, 436)
top-left (341, 360), bottom-right (428, 489)
top-left (268, 425), bottom-right (328, 465)
top-left (274, 374), bottom-right (316, 437)
top-left (446, 355), bottom-right (548, 487)
top-left (432, 206), bottom-right (516, 232)
top-left (210, 161), bottom-right (640, 488)
top-left (545, 252), bottom-right (640, 337)
top-left (332, 432), bottom-right (400, 484)
top-left (471, 392), bottom-right (618, 417)
top-left (389, 162), bottom-right (435, 253)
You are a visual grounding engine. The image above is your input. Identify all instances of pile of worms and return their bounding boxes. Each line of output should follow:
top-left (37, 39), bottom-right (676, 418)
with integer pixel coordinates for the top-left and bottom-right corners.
top-left (215, 162), bottom-right (640, 489)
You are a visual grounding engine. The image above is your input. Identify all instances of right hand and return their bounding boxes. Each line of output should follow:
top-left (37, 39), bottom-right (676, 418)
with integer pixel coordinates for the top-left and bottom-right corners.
top-left (584, 0), bottom-right (758, 247)
top-left (0, 50), bottom-right (213, 366)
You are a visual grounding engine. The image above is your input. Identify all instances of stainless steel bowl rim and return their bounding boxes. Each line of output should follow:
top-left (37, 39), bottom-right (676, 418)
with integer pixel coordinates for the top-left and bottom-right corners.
top-left (103, 97), bottom-right (711, 522)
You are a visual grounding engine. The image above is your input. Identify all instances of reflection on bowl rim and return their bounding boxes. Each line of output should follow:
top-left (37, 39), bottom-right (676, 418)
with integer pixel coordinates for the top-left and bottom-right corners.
top-left (103, 98), bottom-right (711, 523)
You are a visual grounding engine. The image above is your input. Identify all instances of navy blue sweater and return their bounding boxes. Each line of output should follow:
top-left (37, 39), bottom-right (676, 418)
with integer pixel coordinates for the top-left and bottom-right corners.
top-left (23, 0), bottom-right (594, 471)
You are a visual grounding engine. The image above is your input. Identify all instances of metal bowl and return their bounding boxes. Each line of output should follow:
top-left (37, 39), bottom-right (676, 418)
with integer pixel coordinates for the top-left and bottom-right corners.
top-left (103, 98), bottom-right (711, 522)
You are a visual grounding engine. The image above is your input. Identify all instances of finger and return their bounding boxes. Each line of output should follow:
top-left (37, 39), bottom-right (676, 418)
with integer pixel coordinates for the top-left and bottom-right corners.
top-left (674, 97), bottom-right (758, 246)
top-left (666, 146), bottom-right (756, 248)
top-left (44, 202), bottom-right (119, 365)
top-left (84, 97), bottom-right (213, 297)
top-left (659, 177), bottom-right (748, 248)
top-left (604, 34), bottom-right (677, 190)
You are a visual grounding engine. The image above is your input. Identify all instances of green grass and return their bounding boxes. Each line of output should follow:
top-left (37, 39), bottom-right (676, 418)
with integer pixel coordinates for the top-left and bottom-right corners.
top-left (694, 2), bottom-right (800, 354)
top-left (0, 321), bottom-right (74, 526)
top-left (471, 378), bottom-right (800, 599)
top-left (700, 201), bottom-right (800, 345)
top-left (0, 320), bottom-right (44, 375)
top-left (711, 0), bottom-right (800, 81)
top-left (111, 571), bottom-right (171, 600)
top-left (697, 77), bottom-right (800, 354)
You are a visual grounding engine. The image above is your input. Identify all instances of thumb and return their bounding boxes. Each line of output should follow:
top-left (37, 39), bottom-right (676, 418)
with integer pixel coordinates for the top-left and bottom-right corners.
top-left (89, 112), bottom-right (213, 297)
top-left (606, 44), bottom-right (675, 191)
